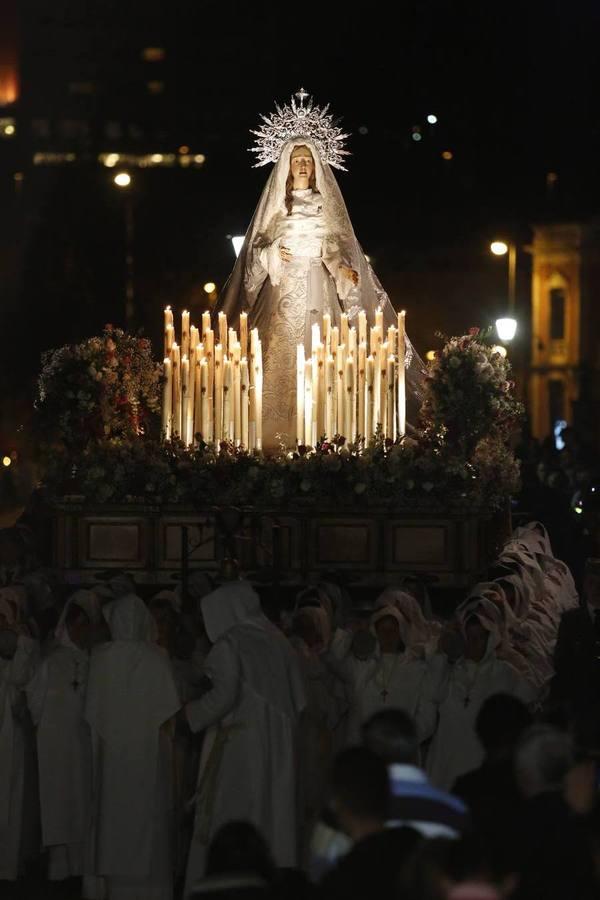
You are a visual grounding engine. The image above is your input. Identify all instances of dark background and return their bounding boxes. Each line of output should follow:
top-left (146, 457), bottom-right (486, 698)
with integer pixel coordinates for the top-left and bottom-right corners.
top-left (1, 0), bottom-right (599, 442)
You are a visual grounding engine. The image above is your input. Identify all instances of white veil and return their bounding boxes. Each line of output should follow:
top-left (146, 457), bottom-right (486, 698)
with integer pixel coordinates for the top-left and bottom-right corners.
top-left (215, 138), bottom-right (426, 418)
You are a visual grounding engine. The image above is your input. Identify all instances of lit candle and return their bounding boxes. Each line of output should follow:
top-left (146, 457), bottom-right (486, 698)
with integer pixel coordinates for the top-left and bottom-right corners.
top-left (340, 313), bottom-right (349, 352)
top-left (387, 354), bottom-right (396, 441)
top-left (358, 342), bottom-right (367, 439)
top-left (323, 313), bottom-right (331, 357)
top-left (181, 355), bottom-right (190, 445)
top-left (164, 306), bottom-right (174, 357)
top-left (336, 343), bottom-right (345, 438)
top-left (311, 351), bottom-right (319, 447)
top-left (379, 341), bottom-right (388, 435)
top-left (254, 339), bottom-right (263, 451)
top-left (317, 342), bottom-right (325, 440)
top-left (297, 344), bottom-right (305, 445)
top-left (371, 326), bottom-right (381, 427)
top-left (349, 327), bottom-right (358, 436)
top-left (200, 359), bottom-right (209, 442)
top-left (165, 324), bottom-right (175, 357)
top-left (218, 311), bottom-right (228, 354)
top-left (228, 328), bottom-right (236, 358)
top-left (181, 310), bottom-right (190, 361)
top-left (397, 310), bottom-right (406, 437)
top-left (358, 310), bottom-right (367, 347)
top-left (387, 325), bottom-right (397, 357)
top-left (375, 306), bottom-right (384, 333)
top-left (171, 343), bottom-right (181, 439)
top-left (204, 329), bottom-right (215, 443)
top-left (365, 354), bottom-right (374, 439)
top-left (331, 325), bottom-right (339, 358)
top-left (326, 355), bottom-right (336, 439)
top-left (223, 358), bottom-right (233, 442)
top-left (202, 310), bottom-right (211, 342)
top-left (241, 357), bottom-right (249, 449)
top-left (194, 351), bottom-right (202, 443)
top-left (187, 345), bottom-right (196, 441)
top-left (190, 325), bottom-right (199, 353)
top-left (161, 358), bottom-right (172, 439)
top-left (233, 342), bottom-right (241, 446)
top-left (214, 343), bottom-right (224, 443)
top-left (345, 356), bottom-right (354, 442)
top-left (311, 322), bottom-right (321, 356)
top-left (240, 312), bottom-right (248, 360)
top-left (304, 358), bottom-right (313, 446)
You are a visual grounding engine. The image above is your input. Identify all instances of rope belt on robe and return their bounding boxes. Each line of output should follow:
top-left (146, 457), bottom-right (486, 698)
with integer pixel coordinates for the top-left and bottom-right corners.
top-left (191, 722), bottom-right (245, 845)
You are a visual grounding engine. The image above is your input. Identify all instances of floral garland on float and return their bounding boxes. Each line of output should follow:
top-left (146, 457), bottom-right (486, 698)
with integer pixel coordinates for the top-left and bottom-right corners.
top-left (36, 325), bottom-right (522, 512)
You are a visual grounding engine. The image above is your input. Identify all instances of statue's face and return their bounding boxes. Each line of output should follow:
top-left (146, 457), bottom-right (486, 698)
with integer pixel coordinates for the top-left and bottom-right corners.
top-left (290, 146), bottom-right (314, 187)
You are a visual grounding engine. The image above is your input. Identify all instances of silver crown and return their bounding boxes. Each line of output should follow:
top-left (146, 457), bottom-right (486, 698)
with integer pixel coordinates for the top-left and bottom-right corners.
top-left (249, 88), bottom-right (351, 171)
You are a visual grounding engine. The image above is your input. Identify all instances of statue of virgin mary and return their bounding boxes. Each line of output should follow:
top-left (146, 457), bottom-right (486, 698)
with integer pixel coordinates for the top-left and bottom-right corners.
top-left (215, 90), bottom-right (425, 448)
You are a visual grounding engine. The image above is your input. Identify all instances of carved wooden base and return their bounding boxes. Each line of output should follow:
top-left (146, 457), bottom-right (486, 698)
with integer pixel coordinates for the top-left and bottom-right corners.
top-left (51, 501), bottom-right (509, 589)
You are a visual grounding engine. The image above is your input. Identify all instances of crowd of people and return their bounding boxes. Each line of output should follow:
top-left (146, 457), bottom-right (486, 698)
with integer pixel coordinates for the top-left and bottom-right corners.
top-left (0, 520), bottom-right (599, 899)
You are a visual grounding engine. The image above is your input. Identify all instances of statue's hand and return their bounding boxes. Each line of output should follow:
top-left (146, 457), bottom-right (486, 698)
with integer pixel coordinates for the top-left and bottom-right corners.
top-left (340, 265), bottom-right (359, 286)
top-left (279, 245), bottom-right (293, 262)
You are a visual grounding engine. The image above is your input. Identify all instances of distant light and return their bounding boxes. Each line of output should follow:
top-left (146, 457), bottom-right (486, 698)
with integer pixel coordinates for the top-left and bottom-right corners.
top-left (150, 153), bottom-right (164, 163)
top-left (142, 47), bottom-right (166, 62)
top-left (194, 154), bottom-right (206, 164)
top-left (427, 114), bottom-right (438, 124)
top-left (554, 419), bottom-right (567, 451)
top-left (4, 124), bottom-right (15, 135)
top-left (412, 132), bottom-right (422, 142)
top-left (203, 282), bottom-right (217, 294)
top-left (113, 172), bottom-right (131, 187)
top-left (231, 236), bottom-right (245, 258)
top-left (179, 145), bottom-right (190, 154)
top-left (491, 344), bottom-right (508, 358)
top-left (441, 150), bottom-right (453, 160)
top-left (490, 241), bottom-right (509, 256)
top-left (574, 506), bottom-right (583, 515)
top-left (13, 172), bottom-right (24, 182)
top-left (104, 153), bottom-right (120, 168)
top-left (2, 457), bottom-right (11, 468)
top-left (426, 350), bottom-right (437, 361)
top-left (496, 317), bottom-right (517, 342)
top-left (546, 171), bottom-right (558, 185)
top-left (358, 125), bottom-right (369, 135)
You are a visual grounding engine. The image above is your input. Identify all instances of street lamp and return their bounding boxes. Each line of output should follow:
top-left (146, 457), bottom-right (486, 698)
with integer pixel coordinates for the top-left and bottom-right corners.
top-left (113, 172), bottom-right (135, 328)
top-left (490, 240), bottom-right (517, 313)
top-left (495, 316), bottom-right (517, 343)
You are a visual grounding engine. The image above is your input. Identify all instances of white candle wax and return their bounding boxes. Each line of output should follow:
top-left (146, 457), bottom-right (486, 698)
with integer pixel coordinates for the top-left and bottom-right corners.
top-left (304, 358), bottom-right (313, 446)
top-left (325, 355), bottom-right (336, 440)
top-left (161, 358), bottom-right (172, 439)
top-left (181, 310), bottom-right (190, 361)
top-left (241, 357), bottom-right (249, 449)
top-left (297, 344), bottom-right (305, 446)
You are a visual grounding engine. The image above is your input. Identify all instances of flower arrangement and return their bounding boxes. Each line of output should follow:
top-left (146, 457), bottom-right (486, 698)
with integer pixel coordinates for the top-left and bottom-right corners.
top-left (36, 325), bottom-right (162, 450)
top-left (421, 327), bottom-right (523, 456)
top-left (38, 326), bottom-right (522, 512)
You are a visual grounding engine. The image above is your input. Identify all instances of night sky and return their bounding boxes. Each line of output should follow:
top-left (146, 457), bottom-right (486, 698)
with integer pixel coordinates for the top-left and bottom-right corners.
top-left (2, 0), bottom-right (600, 426)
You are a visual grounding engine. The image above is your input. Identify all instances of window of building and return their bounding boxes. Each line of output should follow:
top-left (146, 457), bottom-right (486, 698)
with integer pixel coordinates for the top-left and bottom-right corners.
top-left (105, 121), bottom-right (122, 139)
top-left (549, 287), bottom-right (566, 340)
top-left (31, 118), bottom-right (51, 138)
top-left (59, 119), bottom-right (90, 140)
top-left (142, 47), bottom-right (166, 62)
top-left (548, 379), bottom-right (566, 426)
top-left (69, 81), bottom-right (96, 95)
